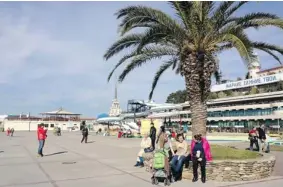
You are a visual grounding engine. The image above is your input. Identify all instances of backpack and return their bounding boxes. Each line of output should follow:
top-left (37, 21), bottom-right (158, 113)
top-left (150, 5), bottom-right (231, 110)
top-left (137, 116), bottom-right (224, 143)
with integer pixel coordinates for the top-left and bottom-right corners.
top-left (153, 149), bottom-right (166, 169)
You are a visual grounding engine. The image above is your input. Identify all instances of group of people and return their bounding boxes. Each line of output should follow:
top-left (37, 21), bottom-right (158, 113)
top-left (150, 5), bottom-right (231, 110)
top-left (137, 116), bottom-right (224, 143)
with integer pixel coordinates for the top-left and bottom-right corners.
top-left (135, 123), bottom-right (212, 183)
top-left (248, 124), bottom-right (269, 152)
top-left (6, 127), bottom-right (15, 137)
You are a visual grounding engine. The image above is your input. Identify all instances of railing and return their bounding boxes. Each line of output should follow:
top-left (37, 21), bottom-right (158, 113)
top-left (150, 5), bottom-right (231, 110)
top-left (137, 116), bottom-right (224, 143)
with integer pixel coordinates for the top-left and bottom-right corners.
top-left (6, 118), bottom-right (81, 122)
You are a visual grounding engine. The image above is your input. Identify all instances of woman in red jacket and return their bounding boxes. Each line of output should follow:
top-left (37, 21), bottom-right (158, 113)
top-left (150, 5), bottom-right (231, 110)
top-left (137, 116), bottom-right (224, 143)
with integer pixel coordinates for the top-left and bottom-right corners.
top-left (37, 124), bottom-right (47, 157)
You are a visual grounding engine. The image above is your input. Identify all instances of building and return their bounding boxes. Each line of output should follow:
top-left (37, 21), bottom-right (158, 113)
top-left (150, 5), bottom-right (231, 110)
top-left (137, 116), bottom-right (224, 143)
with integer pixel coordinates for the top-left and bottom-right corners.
top-left (248, 53), bottom-right (283, 78)
top-left (148, 72), bottom-right (283, 133)
top-left (3, 108), bottom-right (82, 131)
top-left (109, 84), bottom-right (122, 117)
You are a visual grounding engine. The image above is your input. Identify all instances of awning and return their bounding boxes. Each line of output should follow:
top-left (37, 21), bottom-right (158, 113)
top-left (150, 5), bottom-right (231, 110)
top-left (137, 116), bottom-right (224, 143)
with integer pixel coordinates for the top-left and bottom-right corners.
top-left (40, 107), bottom-right (80, 115)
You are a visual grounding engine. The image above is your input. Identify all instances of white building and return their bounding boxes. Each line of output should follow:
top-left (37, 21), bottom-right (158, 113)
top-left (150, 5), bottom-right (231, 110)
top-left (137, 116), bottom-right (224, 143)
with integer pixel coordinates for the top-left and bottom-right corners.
top-left (3, 108), bottom-right (81, 131)
top-left (109, 84), bottom-right (122, 117)
top-left (248, 52), bottom-right (283, 78)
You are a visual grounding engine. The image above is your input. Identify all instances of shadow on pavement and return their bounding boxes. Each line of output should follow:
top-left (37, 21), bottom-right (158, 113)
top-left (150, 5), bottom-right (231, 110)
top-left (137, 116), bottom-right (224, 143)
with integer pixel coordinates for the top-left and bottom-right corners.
top-left (44, 151), bottom-right (68, 156)
top-left (87, 141), bottom-right (95, 144)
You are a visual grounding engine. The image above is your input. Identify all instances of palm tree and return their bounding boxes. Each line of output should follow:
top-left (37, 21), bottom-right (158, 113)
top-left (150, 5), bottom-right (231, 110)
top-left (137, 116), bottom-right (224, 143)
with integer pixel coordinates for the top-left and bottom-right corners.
top-left (104, 1), bottom-right (283, 136)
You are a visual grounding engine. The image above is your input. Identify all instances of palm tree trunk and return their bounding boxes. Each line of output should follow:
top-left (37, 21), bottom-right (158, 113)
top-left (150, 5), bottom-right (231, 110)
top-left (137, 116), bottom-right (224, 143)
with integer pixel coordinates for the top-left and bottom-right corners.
top-left (185, 77), bottom-right (208, 137)
top-left (182, 53), bottom-right (216, 137)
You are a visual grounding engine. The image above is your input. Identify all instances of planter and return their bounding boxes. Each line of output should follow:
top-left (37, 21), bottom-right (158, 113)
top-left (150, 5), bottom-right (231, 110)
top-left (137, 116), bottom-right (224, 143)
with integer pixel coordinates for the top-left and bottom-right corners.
top-left (143, 152), bottom-right (276, 182)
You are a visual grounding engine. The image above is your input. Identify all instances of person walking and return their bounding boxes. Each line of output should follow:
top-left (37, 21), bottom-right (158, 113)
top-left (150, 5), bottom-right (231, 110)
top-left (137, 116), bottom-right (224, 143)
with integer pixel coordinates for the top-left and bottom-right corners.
top-left (257, 125), bottom-right (267, 152)
top-left (81, 121), bottom-right (89, 143)
top-left (6, 128), bottom-right (10, 136)
top-left (37, 124), bottom-right (47, 157)
top-left (191, 134), bottom-right (212, 183)
top-left (149, 122), bottom-right (157, 150)
top-left (10, 128), bottom-right (15, 137)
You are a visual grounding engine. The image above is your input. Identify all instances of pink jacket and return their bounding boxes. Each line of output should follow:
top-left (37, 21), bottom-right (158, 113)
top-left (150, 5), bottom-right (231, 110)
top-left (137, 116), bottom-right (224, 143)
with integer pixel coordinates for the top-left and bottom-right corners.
top-left (191, 137), bottom-right (212, 161)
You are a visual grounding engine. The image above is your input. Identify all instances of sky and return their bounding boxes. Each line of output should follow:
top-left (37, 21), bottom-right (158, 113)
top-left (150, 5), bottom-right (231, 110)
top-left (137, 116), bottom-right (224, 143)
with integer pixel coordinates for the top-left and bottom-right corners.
top-left (0, 1), bottom-right (283, 117)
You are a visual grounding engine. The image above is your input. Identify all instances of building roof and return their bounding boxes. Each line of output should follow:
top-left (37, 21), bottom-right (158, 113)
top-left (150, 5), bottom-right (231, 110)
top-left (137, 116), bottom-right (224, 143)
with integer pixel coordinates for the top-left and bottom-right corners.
top-left (80, 117), bottom-right (96, 120)
top-left (40, 107), bottom-right (81, 115)
top-left (257, 65), bottom-right (283, 74)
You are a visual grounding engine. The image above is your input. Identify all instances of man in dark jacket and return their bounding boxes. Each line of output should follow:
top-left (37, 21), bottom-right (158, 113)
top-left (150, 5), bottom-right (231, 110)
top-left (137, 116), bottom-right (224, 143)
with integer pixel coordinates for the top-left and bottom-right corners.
top-left (257, 125), bottom-right (266, 152)
top-left (81, 121), bottom-right (89, 143)
top-left (149, 122), bottom-right (157, 150)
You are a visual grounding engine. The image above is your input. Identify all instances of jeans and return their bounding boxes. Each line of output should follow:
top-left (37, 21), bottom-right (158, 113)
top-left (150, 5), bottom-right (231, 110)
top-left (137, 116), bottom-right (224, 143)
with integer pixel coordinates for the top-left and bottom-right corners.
top-left (139, 157), bottom-right (144, 164)
top-left (171, 155), bottom-right (186, 173)
top-left (38, 140), bottom-right (45, 155)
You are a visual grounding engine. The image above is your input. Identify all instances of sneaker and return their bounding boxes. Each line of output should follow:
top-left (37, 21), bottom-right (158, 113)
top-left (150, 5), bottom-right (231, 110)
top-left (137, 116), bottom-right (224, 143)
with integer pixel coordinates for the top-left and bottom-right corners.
top-left (134, 162), bottom-right (140, 167)
top-left (139, 163), bottom-right (144, 168)
top-left (201, 177), bottom-right (206, 183)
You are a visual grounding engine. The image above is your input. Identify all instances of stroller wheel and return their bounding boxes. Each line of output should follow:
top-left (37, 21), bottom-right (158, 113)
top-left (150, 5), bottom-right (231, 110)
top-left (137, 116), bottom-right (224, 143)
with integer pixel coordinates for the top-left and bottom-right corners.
top-left (151, 177), bottom-right (155, 185)
top-left (154, 178), bottom-right (159, 185)
top-left (164, 179), bottom-right (170, 186)
top-left (152, 177), bottom-right (158, 185)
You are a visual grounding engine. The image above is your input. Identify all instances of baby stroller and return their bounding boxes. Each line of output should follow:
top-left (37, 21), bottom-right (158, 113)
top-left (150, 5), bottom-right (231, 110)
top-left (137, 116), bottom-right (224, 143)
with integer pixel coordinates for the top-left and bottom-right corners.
top-left (151, 149), bottom-right (173, 186)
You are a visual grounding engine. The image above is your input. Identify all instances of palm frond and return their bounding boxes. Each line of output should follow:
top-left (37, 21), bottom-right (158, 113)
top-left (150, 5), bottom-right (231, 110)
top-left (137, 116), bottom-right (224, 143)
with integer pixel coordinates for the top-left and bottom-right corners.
top-left (229, 12), bottom-right (279, 23)
top-left (118, 47), bottom-right (177, 82)
top-left (252, 42), bottom-right (283, 64)
top-left (169, 1), bottom-right (193, 29)
top-left (216, 43), bottom-right (233, 52)
top-left (136, 25), bottom-right (184, 52)
top-left (240, 19), bottom-right (283, 29)
top-left (220, 31), bottom-right (253, 67)
top-left (116, 5), bottom-right (184, 36)
top-left (212, 1), bottom-right (235, 28)
top-left (215, 1), bottom-right (248, 29)
top-left (258, 48), bottom-right (281, 64)
top-left (213, 70), bottom-right (221, 84)
top-left (104, 34), bottom-right (143, 60)
top-left (149, 58), bottom-right (177, 99)
top-left (225, 1), bottom-right (247, 18)
top-left (107, 46), bottom-right (177, 81)
top-left (252, 42), bottom-right (283, 55)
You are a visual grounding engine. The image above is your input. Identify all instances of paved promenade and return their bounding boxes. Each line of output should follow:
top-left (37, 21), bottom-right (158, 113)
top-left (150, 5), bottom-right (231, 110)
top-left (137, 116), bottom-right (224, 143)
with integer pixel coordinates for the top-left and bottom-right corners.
top-left (0, 132), bottom-right (282, 187)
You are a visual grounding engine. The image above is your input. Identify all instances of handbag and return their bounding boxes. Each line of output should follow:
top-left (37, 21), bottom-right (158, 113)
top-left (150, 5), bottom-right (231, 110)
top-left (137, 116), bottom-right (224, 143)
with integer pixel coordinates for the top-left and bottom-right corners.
top-left (144, 147), bottom-right (153, 153)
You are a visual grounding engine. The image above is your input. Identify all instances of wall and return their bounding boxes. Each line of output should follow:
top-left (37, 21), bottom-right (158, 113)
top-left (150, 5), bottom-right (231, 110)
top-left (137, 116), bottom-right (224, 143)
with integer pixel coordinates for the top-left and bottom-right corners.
top-left (3, 120), bottom-right (81, 131)
top-left (143, 153), bottom-right (276, 182)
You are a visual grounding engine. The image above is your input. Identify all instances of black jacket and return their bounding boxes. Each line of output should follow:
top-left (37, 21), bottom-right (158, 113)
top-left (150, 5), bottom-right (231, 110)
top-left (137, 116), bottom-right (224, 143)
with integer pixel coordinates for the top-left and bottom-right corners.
top-left (257, 128), bottom-right (266, 140)
top-left (82, 126), bottom-right (89, 136)
top-left (149, 126), bottom-right (156, 139)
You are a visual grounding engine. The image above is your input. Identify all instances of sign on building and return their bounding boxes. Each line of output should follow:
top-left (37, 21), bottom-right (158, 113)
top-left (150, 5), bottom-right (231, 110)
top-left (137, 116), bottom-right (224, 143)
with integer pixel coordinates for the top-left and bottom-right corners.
top-left (211, 73), bottom-right (283, 92)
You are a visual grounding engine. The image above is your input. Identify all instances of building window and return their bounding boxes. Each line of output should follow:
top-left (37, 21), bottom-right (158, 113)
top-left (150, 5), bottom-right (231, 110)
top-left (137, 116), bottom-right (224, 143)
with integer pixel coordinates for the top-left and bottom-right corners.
top-left (74, 124), bottom-right (77, 126)
top-left (63, 124), bottom-right (66, 126)
top-left (50, 124), bottom-right (54, 128)
top-left (44, 124), bottom-right (49, 128)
